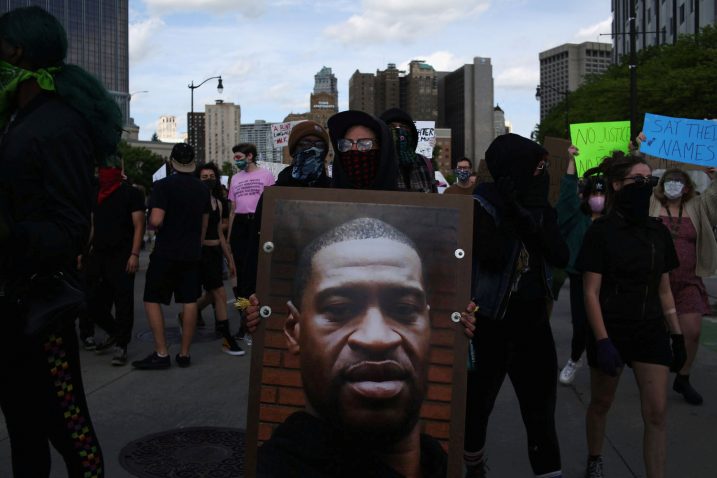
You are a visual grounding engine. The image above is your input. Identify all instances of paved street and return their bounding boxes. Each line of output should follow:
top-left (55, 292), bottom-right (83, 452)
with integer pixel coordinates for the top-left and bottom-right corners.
top-left (1, 249), bottom-right (716, 477)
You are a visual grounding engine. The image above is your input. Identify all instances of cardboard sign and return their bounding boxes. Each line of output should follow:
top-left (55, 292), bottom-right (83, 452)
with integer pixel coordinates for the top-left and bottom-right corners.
top-left (152, 163), bottom-right (167, 183)
top-left (415, 121), bottom-right (436, 158)
top-left (570, 121), bottom-right (630, 176)
top-left (640, 113), bottom-right (717, 167)
top-left (271, 122), bottom-right (298, 148)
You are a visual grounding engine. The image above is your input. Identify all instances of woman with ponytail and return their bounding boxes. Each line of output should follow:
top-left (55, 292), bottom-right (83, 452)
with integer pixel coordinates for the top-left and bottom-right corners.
top-left (0, 6), bottom-right (121, 477)
top-left (650, 166), bottom-right (717, 405)
top-left (575, 151), bottom-right (685, 478)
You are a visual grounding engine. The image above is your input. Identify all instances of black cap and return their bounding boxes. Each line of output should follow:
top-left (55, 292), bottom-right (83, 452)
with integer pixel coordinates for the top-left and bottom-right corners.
top-left (170, 143), bottom-right (195, 173)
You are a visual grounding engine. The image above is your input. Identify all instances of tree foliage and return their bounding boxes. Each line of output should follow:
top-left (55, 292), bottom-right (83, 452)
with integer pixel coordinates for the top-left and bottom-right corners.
top-left (118, 140), bottom-right (166, 192)
top-left (537, 26), bottom-right (717, 143)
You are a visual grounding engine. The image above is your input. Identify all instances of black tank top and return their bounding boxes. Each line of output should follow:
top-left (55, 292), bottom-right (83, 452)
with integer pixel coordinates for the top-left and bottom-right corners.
top-left (205, 199), bottom-right (221, 240)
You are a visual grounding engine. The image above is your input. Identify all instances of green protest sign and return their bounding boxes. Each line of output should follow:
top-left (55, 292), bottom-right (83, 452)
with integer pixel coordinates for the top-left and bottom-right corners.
top-left (569, 121), bottom-right (630, 176)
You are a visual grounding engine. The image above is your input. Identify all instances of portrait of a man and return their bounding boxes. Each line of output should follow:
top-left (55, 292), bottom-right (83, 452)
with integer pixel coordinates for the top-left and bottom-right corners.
top-left (246, 188), bottom-right (473, 478)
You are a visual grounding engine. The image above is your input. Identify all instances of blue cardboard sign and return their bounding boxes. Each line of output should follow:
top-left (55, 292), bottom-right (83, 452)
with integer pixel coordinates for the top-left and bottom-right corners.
top-left (640, 113), bottom-right (717, 166)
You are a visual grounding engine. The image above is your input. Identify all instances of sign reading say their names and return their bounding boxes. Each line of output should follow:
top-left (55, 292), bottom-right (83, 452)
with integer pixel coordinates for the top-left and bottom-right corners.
top-left (415, 121), bottom-right (436, 158)
top-left (570, 121), bottom-right (630, 176)
top-left (640, 113), bottom-right (716, 167)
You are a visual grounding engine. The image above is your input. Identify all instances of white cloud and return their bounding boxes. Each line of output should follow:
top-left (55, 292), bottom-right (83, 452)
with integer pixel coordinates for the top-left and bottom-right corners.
top-left (129, 17), bottom-right (165, 66)
top-left (398, 51), bottom-right (469, 72)
top-left (575, 16), bottom-right (613, 42)
top-left (324, 0), bottom-right (490, 44)
top-left (495, 65), bottom-right (539, 90)
top-left (142, 0), bottom-right (265, 16)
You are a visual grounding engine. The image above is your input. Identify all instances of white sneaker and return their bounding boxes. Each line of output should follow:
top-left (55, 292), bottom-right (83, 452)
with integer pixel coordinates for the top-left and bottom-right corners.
top-left (559, 358), bottom-right (582, 385)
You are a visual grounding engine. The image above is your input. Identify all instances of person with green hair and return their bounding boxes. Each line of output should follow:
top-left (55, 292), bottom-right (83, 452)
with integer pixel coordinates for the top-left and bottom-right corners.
top-left (0, 6), bottom-right (122, 477)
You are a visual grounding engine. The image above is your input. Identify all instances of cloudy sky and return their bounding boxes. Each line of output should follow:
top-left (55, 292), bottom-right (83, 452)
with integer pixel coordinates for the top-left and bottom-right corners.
top-left (128, 0), bottom-right (613, 142)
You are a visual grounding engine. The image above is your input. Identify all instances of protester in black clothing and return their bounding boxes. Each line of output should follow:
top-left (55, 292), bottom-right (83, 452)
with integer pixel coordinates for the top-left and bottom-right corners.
top-left (0, 6), bottom-right (122, 477)
top-left (464, 134), bottom-right (569, 478)
top-left (380, 107), bottom-right (437, 193)
top-left (193, 162), bottom-right (243, 355)
top-left (132, 143), bottom-right (210, 369)
top-left (258, 218), bottom-right (447, 478)
top-left (82, 155), bottom-right (145, 366)
top-left (575, 152), bottom-right (685, 478)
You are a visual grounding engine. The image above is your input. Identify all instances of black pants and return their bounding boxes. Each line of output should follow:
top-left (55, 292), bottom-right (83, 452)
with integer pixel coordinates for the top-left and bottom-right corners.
top-left (230, 216), bottom-right (255, 299)
top-left (568, 273), bottom-right (588, 362)
top-left (83, 249), bottom-right (136, 347)
top-left (0, 298), bottom-right (104, 477)
top-left (464, 299), bottom-right (561, 475)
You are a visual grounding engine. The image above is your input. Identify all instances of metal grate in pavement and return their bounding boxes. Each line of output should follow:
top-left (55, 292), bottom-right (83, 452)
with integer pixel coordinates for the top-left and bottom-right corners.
top-left (119, 426), bottom-right (245, 477)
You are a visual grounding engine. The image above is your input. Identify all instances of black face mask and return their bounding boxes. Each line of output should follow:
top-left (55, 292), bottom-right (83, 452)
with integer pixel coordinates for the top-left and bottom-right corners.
top-left (517, 171), bottom-right (550, 208)
top-left (614, 181), bottom-right (652, 220)
top-left (202, 178), bottom-right (217, 191)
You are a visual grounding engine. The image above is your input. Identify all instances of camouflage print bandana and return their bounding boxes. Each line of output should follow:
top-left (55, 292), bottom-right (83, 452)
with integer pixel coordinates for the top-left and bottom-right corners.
top-left (0, 60), bottom-right (58, 129)
top-left (339, 149), bottom-right (379, 189)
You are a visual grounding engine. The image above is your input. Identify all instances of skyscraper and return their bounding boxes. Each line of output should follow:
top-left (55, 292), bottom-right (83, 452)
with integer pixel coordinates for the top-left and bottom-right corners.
top-left (612, 0), bottom-right (716, 61)
top-left (437, 57), bottom-right (495, 166)
top-left (239, 120), bottom-right (283, 163)
top-left (538, 42), bottom-right (612, 121)
top-left (348, 70), bottom-right (375, 114)
top-left (205, 100), bottom-right (241, 167)
top-left (309, 67), bottom-right (338, 128)
top-left (0, 1), bottom-right (130, 125)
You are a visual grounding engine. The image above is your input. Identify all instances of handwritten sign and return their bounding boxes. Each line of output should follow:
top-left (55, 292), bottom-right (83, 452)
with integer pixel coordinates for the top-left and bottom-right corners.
top-left (570, 121), bottom-right (630, 176)
top-left (415, 121), bottom-right (436, 158)
top-left (271, 121), bottom-right (298, 148)
top-left (152, 163), bottom-right (167, 183)
top-left (640, 113), bottom-right (716, 166)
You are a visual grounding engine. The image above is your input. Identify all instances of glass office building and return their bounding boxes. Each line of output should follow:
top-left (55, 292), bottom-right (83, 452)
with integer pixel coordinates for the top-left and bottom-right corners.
top-left (0, 0), bottom-right (130, 125)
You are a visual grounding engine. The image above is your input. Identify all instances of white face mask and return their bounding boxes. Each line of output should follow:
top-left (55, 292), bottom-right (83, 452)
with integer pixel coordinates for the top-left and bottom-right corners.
top-left (663, 180), bottom-right (685, 200)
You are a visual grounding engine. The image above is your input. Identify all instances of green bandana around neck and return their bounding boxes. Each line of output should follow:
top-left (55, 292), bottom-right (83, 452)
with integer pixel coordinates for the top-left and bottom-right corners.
top-left (0, 60), bottom-right (59, 129)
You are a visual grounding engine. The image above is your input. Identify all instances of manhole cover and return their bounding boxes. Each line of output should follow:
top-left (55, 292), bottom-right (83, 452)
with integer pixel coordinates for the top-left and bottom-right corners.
top-left (120, 427), bottom-right (245, 477)
top-left (136, 326), bottom-right (220, 345)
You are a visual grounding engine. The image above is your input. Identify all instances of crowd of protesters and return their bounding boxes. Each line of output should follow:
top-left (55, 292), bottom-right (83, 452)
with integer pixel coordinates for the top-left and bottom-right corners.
top-left (2, 5), bottom-right (716, 478)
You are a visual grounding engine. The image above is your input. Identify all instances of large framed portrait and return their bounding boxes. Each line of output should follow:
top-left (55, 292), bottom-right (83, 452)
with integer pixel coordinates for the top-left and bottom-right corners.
top-left (245, 187), bottom-right (474, 477)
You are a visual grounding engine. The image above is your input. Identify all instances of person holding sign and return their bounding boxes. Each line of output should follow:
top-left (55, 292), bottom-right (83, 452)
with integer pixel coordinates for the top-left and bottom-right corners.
top-left (576, 152), bottom-right (685, 478)
top-left (649, 166), bottom-right (717, 405)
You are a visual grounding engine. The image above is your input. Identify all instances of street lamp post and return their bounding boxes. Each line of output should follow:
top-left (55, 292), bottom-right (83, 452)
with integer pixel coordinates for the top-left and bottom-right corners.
top-left (535, 84), bottom-right (570, 139)
top-left (188, 76), bottom-right (223, 161)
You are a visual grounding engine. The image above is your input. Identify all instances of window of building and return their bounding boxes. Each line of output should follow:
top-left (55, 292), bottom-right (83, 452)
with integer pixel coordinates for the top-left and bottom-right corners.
top-left (680, 4), bottom-right (685, 24)
top-left (648, 8), bottom-right (651, 23)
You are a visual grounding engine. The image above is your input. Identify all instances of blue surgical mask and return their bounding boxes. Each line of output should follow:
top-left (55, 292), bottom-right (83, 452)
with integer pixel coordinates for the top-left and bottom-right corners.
top-left (456, 169), bottom-right (471, 184)
top-left (235, 159), bottom-right (248, 171)
top-left (291, 147), bottom-right (325, 182)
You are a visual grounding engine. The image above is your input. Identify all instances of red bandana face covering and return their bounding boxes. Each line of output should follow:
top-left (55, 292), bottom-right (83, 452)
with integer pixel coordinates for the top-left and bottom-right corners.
top-left (97, 167), bottom-right (123, 205)
top-left (339, 149), bottom-right (379, 189)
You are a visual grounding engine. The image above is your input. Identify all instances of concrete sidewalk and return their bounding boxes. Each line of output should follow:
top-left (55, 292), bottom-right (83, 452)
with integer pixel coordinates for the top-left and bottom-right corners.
top-left (1, 251), bottom-right (715, 477)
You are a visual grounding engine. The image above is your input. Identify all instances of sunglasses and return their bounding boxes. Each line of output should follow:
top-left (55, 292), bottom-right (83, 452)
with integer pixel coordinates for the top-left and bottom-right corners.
top-left (624, 175), bottom-right (659, 187)
top-left (337, 138), bottom-right (376, 153)
top-left (296, 140), bottom-right (327, 150)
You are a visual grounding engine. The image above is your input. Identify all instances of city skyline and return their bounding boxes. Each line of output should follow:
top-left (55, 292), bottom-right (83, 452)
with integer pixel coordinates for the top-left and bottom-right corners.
top-left (127, 0), bottom-right (613, 144)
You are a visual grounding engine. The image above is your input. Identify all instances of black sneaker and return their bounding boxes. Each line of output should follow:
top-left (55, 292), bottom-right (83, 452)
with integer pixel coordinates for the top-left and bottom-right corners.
top-left (111, 346), bottom-right (128, 366)
top-left (222, 337), bottom-right (246, 356)
top-left (175, 353), bottom-right (191, 368)
top-left (95, 336), bottom-right (117, 355)
top-left (673, 374), bottom-right (704, 405)
top-left (585, 456), bottom-right (604, 478)
top-left (132, 352), bottom-right (170, 370)
top-left (82, 336), bottom-right (96, 351)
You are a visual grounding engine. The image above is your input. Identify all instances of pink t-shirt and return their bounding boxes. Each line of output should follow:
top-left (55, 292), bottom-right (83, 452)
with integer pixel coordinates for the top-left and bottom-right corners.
top-left (228, 167), bottom-right (275, 214)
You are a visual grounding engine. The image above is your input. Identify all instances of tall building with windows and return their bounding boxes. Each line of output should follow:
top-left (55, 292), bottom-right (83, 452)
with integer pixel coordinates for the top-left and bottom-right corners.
top-left (205, 100), bottom-right (241, 167)
top-left (612, 0), bottom-right (716, 61)
top-left (437, 57), bottom-right (495, 166)
top-left (538, 42), bottom-right (612, 121)
top-left (309, 67), bottom-right (339, 128)
top-left (0, 0), bottom-right (130, 125)
top-left (239, 120), bottom-right (283, 163)
top-left (348, 70), bottom-right (375, 114)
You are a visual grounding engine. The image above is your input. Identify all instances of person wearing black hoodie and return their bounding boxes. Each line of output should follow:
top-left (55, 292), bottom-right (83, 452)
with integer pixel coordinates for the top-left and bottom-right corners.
top-left (464, 134), bottom-right (569, 478)
top-left (379, 107), bottom-right (437, 193)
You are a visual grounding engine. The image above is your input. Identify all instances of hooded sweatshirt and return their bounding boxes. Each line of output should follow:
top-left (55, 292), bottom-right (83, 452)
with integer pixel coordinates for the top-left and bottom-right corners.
top-left (328, 110), bottom-right (398, 191)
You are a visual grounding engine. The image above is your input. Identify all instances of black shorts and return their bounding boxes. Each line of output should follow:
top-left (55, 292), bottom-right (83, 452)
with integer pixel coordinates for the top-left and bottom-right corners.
top-left (586, 318), bottom-right (672, 368)
top-left (200, 245), bottom-right (224, 291)
top-left (143, 254), bottom-right (201, 305)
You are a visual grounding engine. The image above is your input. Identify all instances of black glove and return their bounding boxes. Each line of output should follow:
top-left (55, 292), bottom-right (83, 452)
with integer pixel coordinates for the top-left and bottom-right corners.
top-left (596, 338), bottom-right (623, 377)
top-left (670, 334), bottom-right (687, 373)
